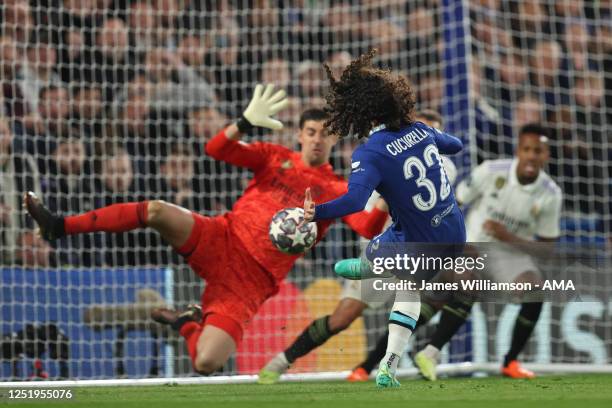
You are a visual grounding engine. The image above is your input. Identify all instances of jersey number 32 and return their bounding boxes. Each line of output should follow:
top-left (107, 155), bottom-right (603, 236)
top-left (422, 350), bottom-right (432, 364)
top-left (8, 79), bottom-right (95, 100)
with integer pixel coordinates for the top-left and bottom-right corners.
top-left (403, 144), bottom-right (451, 211)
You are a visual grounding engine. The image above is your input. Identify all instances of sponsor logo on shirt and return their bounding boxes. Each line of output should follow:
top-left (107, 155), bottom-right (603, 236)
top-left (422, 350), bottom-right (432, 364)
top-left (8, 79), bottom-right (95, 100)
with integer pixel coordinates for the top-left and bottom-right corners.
top-left (431, 203), bottom-right (455, 227)
top-left (351, 161), bottom-right (365, 173)
top-left (487, 207), bottom-right (530, 232)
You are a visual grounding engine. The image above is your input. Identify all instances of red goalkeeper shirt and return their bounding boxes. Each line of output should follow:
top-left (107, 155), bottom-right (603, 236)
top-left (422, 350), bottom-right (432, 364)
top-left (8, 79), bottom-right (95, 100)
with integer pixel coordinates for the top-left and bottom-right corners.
top-left (205, 129), bottom-right (388, 282)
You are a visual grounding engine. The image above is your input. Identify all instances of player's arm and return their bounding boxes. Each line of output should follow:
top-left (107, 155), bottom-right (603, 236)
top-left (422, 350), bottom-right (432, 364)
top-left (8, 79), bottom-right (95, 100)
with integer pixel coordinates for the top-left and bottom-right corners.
top-left (303, 183), bottom-right (374, 222)
top-left (483, 219), bottom-right (557, 258)
top-left (205, 83), bottom-right (288, 169)
top-left (432, 128), bottom-right (463, 155)
top-left (342, 198), bottom-right (389, 239)
top-left (484, 192), bottom-right (561, 256)
top-left (454, 161), bottom-right (490, 206)
top-left (205, 126), bottom-right (268, 170)
top-left (484, 220), bottom-right (558, 245)
top-left (303, 150), bottom-right (381, 224)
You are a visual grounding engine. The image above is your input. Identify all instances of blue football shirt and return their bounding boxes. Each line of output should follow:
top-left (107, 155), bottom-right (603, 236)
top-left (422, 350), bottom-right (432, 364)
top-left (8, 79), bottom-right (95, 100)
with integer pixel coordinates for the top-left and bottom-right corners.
top-left (314, 121), bottom-right (466, 244)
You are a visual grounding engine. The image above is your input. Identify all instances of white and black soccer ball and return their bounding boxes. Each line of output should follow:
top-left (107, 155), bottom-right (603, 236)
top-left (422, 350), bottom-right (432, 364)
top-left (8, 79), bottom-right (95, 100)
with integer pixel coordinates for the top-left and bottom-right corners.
top-left (269, 207), bottom-right (318, 254)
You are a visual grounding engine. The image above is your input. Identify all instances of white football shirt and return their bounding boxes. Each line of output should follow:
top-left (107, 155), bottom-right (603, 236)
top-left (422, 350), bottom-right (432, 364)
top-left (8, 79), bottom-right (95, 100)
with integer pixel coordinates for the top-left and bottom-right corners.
top-left (456, 159), bottom-right (562, 242)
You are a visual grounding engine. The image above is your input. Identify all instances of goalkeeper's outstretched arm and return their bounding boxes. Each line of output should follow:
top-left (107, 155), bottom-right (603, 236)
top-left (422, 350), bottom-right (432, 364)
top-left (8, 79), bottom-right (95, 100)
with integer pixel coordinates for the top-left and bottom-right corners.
top-left (228, 83), bottom-right (288, 140)
top-left (205, 83), bottom-right (288, 169)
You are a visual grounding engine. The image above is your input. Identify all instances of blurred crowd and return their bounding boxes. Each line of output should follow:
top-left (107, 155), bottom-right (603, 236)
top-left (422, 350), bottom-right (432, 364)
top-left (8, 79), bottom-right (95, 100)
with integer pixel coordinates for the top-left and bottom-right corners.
top-left (0, 0), bottom-right (610, 268)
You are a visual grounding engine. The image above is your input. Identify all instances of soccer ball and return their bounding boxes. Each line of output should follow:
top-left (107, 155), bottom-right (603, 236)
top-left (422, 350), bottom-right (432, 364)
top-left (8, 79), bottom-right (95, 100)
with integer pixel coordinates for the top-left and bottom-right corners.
top-left (269, 208), bottom-right (318, 254)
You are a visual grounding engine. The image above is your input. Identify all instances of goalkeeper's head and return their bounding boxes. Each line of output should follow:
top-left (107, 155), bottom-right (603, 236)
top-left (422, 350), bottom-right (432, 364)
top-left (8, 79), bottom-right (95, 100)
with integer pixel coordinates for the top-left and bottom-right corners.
top-left (298, 107), bottom-right (337, 167)
top-left (323, 49), bottom-right (416, 140)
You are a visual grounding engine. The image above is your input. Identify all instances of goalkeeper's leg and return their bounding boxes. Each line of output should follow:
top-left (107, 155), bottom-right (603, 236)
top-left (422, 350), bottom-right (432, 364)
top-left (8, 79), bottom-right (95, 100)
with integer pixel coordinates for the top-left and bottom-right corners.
top-left (376, 286), bottom-right (420, 388)
top-left (25, 192), bottom-right (251, 374)
top-left (152, 306), bottom-right (240, 375)
top-left (258, 298), bottom-right (367, 384)
top-left (24, 192), bottom-right (194, 249)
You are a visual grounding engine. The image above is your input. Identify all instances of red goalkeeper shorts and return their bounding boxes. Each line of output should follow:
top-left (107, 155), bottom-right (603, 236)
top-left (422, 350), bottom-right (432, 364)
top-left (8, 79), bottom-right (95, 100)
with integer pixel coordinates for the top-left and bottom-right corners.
top-left (177, 213), bottom-right (278, 344)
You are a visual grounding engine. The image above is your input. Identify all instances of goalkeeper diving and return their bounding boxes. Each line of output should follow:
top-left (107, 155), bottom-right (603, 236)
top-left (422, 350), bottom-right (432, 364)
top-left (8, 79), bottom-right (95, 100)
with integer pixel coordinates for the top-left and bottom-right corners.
top-left (23, 83), bottom-right (388, 376)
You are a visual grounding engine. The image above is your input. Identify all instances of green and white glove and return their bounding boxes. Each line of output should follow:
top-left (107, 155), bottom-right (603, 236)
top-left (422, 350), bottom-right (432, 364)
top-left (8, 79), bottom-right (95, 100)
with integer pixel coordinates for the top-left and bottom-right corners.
top-left (237, 83), bottom-right (289, 133)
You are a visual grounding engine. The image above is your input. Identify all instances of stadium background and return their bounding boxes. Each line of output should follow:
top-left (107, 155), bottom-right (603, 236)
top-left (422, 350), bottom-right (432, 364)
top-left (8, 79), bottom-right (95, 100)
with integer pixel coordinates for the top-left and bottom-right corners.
top-left (0, 0), bottom-right (610, 380)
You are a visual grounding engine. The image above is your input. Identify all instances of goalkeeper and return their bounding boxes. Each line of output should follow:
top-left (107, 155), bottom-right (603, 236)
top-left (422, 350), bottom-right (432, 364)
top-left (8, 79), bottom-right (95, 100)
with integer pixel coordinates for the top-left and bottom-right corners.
top-left (24, 84), bottom-right (389, 375)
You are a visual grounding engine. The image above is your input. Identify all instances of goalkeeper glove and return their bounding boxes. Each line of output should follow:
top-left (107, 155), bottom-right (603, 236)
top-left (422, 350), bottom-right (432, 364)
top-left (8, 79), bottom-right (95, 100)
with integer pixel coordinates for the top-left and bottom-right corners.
top-left (236, 83), bottom-right (289, 133)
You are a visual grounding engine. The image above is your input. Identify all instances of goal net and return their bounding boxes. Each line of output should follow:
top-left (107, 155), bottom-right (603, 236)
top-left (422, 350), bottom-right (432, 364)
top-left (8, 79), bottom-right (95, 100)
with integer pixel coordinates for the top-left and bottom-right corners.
top-left (0, 0), bottom-right (610, 382)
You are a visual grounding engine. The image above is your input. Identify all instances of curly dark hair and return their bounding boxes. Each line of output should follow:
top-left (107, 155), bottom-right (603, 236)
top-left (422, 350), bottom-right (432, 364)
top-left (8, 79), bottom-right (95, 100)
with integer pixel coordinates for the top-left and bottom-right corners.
top-left (323, 49), bottom-right (417, 139)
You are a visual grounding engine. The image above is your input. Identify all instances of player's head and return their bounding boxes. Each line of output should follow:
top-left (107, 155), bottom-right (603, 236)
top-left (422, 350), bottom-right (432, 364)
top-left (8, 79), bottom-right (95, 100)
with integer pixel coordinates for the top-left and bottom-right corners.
top-left (323, 49), bottom-right (416, 139)
top-left (298, 108), bottom-right (337, 167)
top-left (415, 109), bottom-right (443, 130)
top-left (515, 123), bottom-right (550, 184)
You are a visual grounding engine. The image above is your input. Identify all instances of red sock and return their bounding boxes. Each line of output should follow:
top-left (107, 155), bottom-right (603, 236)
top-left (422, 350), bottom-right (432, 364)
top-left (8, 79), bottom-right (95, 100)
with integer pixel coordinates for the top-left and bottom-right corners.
top-left (179, 321), bottom-right (203, 366)
top-left (64, 202), bottom-right (148, 235)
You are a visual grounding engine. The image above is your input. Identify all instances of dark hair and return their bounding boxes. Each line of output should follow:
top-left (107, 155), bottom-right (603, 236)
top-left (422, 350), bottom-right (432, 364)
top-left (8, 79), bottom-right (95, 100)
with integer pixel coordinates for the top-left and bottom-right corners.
top-left (323, 49), bottom-right (416, 139)
top-left (298, 108), bottom-right (328, 129)
top-left (518, 123), bottom-right (548, 139)
top-left (416, 109), bottom-right (443, 127)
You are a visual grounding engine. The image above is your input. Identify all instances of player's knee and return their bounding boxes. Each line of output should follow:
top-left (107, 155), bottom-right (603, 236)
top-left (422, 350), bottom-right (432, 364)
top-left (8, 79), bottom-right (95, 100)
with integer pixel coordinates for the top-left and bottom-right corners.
top-left (147, 200), bottom-right (169, 226)
top-left (329, 302), bottom-right (364, 333)
top-left (194, 355), bottom-right (222, 375)
top-left (328, 314), bottom-right (353, 333)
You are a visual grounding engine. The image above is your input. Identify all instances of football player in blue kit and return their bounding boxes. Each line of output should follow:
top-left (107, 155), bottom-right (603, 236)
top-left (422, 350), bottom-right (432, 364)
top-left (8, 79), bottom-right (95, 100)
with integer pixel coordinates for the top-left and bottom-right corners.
top-left (301, 50), bottom-right (466, 387)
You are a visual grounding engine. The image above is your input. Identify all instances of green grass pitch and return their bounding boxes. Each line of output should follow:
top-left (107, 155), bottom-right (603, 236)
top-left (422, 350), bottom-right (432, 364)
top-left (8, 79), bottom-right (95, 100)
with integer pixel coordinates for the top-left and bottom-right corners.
top-left (4, 374), bottom-right (612, 408)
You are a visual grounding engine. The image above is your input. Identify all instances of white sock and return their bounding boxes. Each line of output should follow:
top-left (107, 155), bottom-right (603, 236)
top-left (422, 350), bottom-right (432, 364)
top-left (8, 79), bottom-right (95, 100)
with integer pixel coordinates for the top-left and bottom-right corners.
top-left (382, 286), bottom-right (421, 373)
top-left (263, 352), bottom-right (290, 373)
top-left (421, 344), bottom-right (441, 361)
top-left (382, 350), bottom-right (403, 372)
top-left (386, 323), bottom-right (413, 356)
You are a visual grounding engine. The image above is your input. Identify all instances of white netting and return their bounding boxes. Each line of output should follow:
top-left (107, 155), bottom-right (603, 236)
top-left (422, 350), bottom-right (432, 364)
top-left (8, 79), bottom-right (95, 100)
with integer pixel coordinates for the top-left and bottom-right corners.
top-left (0, 0), bottom-right (610, 381)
